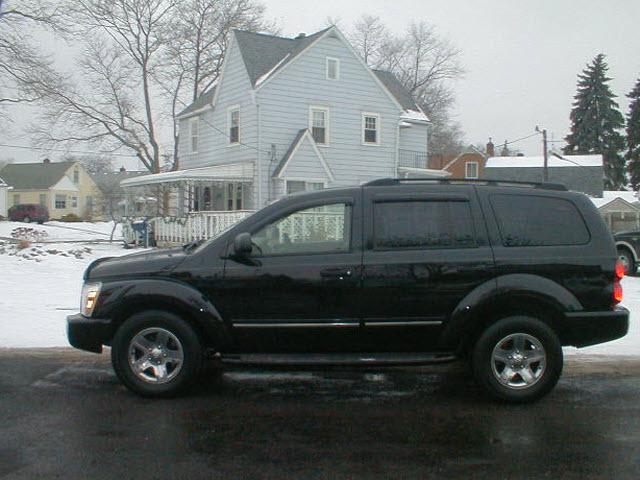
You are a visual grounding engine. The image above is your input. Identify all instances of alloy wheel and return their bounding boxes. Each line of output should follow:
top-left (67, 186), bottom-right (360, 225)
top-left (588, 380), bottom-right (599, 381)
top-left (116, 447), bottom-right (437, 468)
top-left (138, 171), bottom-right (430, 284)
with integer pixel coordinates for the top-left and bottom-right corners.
top-left (127, 327), bottom-right (184, 384)
top-left (490, 333), bottom-right (546, 389)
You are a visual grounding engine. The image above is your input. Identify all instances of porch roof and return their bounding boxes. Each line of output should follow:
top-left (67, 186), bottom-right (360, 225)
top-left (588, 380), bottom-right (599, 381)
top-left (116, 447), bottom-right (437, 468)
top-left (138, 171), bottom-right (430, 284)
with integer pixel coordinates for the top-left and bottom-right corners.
top-left (120, 162), bottom-right (254, 188)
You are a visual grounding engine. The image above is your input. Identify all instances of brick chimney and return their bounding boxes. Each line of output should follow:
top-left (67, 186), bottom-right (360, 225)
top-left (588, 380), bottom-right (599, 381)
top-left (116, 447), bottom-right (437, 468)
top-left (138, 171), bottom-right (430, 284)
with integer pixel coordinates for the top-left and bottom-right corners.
top-left (43, 158), bottom-right (51, 164)
top-left (295, 33), bottom-right (306, 39)
top-left (486, 138), bottom-right (495, 157)
top-left (119, 166), bottom-right (126, 173)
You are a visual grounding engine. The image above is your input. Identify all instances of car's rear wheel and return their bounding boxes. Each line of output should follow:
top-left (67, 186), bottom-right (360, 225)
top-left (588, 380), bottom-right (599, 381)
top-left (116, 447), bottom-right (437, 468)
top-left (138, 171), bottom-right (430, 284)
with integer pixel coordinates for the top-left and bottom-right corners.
top-left (23, 216), bottom-right (31, 223)
top-left (111, 310), bottom-right (203, 397)
top-left (617, 247), bottom-right (635, 276)
top-left (471, 316), bottom-right (563, 403)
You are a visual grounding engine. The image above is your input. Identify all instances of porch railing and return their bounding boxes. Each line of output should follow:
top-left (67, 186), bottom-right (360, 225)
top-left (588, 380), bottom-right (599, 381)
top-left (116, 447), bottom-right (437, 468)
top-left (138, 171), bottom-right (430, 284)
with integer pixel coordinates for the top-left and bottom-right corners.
top-left (124, 210), bottom-right (256, 246)
top-left (398, 149), bottom-right (429, 169)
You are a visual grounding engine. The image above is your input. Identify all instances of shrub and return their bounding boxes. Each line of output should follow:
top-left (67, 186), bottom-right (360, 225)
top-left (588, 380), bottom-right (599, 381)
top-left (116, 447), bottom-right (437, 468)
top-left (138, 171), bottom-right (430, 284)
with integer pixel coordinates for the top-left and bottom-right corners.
top-left (17, 239), bottom-right (31, 250)
top-left (60, 213), bottom-right (82, 222)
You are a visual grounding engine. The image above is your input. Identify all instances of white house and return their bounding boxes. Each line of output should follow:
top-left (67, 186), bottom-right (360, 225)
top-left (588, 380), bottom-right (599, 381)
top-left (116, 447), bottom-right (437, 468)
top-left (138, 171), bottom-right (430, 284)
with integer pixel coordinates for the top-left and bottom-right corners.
top-left (121, 27), bottom-right (445, 243)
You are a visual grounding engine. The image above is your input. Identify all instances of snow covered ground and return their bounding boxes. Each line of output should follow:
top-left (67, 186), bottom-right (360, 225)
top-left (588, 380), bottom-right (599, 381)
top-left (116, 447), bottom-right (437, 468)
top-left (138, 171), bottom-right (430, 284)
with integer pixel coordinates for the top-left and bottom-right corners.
top-left (0, 220), bottom-right (638, 354)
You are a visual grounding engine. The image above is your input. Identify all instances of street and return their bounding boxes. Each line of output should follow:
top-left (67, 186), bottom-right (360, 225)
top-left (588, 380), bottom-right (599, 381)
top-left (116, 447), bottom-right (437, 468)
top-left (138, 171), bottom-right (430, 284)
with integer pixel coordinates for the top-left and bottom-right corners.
top-left (0, 349), bottom-right (639, 479)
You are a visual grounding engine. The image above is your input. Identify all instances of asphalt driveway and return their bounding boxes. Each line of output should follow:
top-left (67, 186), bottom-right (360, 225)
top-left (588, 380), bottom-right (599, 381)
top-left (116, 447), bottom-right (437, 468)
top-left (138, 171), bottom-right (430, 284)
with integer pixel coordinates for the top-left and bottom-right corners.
top-left (0, 349), bottom-right (639, 479)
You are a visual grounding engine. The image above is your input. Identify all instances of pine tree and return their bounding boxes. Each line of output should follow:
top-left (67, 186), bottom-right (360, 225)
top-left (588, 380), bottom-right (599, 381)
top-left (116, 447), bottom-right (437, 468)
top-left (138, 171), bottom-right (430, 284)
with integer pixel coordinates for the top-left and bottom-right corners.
top-left (564, 54), bottom-right (626, 189)
top-left (626, 78), bottom-right (640, 190)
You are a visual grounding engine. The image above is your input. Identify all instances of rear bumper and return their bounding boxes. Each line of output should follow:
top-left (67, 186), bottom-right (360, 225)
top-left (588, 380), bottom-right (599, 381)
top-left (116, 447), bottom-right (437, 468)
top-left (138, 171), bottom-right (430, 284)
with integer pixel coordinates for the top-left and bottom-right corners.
top-left (564, 307), bottom-right (630, 348)
top-left (67, 313), bottom-right (114, 354)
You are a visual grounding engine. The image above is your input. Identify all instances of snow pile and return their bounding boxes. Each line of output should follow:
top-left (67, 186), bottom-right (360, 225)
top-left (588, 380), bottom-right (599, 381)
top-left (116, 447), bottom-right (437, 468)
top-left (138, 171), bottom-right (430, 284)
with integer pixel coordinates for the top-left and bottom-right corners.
top-left (0, 221), bottom-right (122, 242)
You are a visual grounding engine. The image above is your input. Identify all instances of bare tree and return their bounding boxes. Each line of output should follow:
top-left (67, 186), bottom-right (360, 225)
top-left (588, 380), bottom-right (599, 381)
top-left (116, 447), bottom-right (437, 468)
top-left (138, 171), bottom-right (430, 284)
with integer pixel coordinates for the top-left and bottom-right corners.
top-left (160, 0), bottom-right (276, 170)
top-left (348, 15), bottom-right (387, 65)
top-left (349, 17), bottom-right (466, 154)
top-left (0, 1), bottom-right (63, 125)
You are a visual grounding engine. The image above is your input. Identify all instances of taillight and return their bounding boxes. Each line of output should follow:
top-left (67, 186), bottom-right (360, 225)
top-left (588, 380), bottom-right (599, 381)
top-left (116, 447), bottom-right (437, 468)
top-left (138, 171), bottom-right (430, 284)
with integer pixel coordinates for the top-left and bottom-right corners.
top-left (613, 260), bottom-right (624, 305)
top-left (615, 260), bottom-right (625, 280)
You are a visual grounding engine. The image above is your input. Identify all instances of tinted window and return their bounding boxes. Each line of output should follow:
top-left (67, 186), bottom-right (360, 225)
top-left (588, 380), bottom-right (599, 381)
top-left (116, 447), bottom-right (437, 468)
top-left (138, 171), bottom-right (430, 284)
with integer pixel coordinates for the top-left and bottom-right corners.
top-left (374, 200), bottom-right (476, 250)
top-left (490, 194), bottom-right (589, 247)
top-left (253, 203), bottom-right (351, 256)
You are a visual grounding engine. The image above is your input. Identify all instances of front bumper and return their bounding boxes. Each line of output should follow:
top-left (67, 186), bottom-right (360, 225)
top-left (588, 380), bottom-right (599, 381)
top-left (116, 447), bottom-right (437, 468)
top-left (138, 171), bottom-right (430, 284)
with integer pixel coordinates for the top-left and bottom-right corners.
top-left (564, 306), bottom-right (630, 348)
top-left (67, 313), bottom-right (114, 354)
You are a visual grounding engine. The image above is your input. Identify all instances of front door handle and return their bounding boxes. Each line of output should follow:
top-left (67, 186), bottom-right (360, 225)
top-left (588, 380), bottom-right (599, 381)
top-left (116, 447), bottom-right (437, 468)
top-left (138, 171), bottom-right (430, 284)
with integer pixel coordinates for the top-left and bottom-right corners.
top-left (320, 268), bottom-right (353, 280)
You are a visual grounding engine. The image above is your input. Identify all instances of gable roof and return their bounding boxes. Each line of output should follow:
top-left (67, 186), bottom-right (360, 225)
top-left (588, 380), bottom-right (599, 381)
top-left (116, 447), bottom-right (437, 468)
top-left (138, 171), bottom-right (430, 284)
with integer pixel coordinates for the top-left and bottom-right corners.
top-left (90, 171), bottom-right (148, 194)
top-left (272, 129), bottom-right (335, 181)
top-left (177, 86), bottom-right (217, 118)
top-left (0, 161), bottom-right (76, 190)
top-left (373, 70), bottom-right (418, 112)
top-left (234, 28), bottom-right (333, 87)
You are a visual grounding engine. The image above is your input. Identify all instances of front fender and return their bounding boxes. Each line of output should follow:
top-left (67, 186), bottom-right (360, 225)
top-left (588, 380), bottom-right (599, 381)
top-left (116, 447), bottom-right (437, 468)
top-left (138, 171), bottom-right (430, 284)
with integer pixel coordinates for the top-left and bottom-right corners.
top-left (439, 274), bottom-right (583, 350)
top-left (94, 278), bottom-right (232, 348)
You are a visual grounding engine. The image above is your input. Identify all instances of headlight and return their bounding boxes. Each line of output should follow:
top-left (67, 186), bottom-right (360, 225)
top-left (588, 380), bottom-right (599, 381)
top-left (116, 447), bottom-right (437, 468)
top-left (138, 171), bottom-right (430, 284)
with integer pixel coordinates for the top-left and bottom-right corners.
top-left (81, 282), bottom-right (102, 317)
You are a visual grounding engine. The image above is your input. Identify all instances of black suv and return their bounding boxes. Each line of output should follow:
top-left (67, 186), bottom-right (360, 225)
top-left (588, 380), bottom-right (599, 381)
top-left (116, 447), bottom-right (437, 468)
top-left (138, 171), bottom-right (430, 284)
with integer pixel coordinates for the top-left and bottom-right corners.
top-left (67, 179), bottom-right (629, 402)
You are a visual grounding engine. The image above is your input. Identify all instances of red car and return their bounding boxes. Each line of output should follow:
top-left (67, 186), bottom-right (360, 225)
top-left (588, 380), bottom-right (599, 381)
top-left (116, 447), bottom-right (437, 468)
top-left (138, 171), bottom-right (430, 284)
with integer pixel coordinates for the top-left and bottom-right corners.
top-left (8, 204), bottom-right (50, 224)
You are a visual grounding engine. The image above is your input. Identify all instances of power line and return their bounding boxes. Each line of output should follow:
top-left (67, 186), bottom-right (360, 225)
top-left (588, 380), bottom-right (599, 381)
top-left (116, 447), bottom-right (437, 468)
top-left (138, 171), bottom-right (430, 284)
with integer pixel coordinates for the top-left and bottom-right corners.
top-left (0, 142), bottom-right (139, 157)
top-left (497, 132), bottom-right (540, 147)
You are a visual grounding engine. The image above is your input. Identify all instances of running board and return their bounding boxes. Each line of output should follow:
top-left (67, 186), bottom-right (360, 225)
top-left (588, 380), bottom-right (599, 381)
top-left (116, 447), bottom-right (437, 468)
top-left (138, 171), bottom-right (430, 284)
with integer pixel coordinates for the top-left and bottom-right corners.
top-left (220, 353), bottom-right (457, 367)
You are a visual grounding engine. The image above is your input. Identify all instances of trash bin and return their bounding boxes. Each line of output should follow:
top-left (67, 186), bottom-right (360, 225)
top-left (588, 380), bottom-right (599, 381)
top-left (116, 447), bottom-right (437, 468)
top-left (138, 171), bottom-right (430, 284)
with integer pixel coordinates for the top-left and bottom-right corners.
top-left (131, 220), bottom-right (149, 248)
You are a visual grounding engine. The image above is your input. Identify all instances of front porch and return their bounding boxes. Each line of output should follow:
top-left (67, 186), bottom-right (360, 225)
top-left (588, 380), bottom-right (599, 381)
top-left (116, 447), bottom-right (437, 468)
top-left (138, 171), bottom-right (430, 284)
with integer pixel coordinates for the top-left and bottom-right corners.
top-left (120, 162), bottom-right (256, 246)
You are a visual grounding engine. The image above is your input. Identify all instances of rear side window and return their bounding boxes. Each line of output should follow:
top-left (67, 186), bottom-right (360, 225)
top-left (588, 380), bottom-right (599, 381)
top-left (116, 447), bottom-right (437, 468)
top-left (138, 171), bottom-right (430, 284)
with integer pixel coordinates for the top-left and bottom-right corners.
top-left (374, 200), bottom-right (476, 250)
top-left (490, 194), bottom-right (590, 247)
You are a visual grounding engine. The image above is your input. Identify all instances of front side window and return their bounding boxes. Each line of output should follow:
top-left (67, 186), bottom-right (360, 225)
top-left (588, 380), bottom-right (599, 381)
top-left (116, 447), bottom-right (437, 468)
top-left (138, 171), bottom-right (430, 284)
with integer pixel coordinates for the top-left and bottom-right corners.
top-left (363, 113), bottom-right (380, 145)
top-left (190, 118), bottom-right (199, 153)
top-left (326, 57), bottom-right (340, 80)
top-left (55, 195), bottom-right (66, 209)
top-left (465, 161), bottom-right (479, 179)
top-left (374, 200), bottom-right (476, 250)
top-left (490, 194), bottom-right (590, 247)
top-left (229, 108), bottom-right (240, 144)
top-left (310, 107), bottom-right (329, 145)
top-left (252, 203), bottom-right (351, 256)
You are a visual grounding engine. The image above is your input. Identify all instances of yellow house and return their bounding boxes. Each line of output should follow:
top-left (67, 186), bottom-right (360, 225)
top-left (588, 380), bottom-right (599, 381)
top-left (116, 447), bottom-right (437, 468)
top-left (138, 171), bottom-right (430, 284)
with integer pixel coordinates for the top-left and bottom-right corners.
top-left (0, 159), bottom-right (100, 219)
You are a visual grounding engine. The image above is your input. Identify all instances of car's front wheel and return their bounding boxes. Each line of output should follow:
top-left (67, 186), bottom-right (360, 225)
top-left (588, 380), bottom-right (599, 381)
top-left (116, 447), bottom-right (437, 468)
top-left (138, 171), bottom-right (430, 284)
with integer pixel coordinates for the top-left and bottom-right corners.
top-left (111, 310), bottom-right (203, 397)
top-left (471, 316), bottom-right (563, 403)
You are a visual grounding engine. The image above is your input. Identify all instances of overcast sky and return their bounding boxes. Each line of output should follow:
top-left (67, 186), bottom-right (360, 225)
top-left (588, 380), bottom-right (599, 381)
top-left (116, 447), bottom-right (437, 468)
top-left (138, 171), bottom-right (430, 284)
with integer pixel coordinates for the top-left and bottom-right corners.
top-left (2, 0), bottom-right (640, 167)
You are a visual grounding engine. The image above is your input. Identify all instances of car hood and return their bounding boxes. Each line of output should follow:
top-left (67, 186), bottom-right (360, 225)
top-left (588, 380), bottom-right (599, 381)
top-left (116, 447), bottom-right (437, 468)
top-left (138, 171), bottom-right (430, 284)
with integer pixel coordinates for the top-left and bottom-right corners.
top-left (85, 247), bottom-right (188, 280)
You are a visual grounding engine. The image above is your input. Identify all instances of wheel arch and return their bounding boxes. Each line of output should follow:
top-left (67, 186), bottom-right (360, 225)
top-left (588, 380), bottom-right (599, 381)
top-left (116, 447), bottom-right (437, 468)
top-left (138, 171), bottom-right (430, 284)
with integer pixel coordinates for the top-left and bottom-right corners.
top-left (96, 279), bottom-right (233, 350)
top-left (441, 274), bottom-right (581, 356)
top-left (616, 241), bottom-right (638, 262)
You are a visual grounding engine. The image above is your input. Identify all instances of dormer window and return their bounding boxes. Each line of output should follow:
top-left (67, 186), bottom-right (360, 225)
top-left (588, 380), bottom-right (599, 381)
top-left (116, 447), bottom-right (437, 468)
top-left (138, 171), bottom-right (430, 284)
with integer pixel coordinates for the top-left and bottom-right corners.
top-left (73, 168), bottom-right (79, 184)
top-left (326, 57), bottom-right (340, 80)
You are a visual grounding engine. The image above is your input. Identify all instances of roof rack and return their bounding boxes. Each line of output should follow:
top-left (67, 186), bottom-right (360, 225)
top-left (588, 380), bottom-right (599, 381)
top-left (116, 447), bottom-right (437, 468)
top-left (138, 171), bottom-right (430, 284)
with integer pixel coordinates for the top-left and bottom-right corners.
top-left (363, 178), bottom-right (567, 191)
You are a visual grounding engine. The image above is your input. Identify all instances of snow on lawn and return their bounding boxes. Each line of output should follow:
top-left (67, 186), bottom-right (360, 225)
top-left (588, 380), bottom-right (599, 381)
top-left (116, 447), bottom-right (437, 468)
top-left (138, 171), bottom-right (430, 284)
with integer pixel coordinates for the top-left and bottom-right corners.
top-left (0, 220), bottom-right (122, 242)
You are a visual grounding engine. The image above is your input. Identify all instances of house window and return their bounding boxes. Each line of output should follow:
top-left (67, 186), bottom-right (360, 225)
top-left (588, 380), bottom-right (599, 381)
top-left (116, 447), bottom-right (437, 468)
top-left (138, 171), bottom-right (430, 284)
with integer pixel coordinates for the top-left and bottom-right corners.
top-left (73, 169), bottom-right (79, 184)
top-left (286, 180), bottom-right (325, 195)
top-left (326, 57), bottom-right (340, 80)
top-left (190, 118), bottom-right (199, 153)
top-left (55, 195), bottom-right (66, 209)
top-left (72, 196), bottom-right (78, 208)
top-left (362, 113), bottom-right (380, 145)
top-left (13, 194), bottom-right (20, 206)
top-left (309, 107), bottom-right (329, 145)
top-left (465, 161), bottom-right (479, 179)
top-left (39, 194), bottom-right (46, 206)
top-left (227, 183), bottom-right (244, 210)
top-left (229, 107), bottom-right (240, 144)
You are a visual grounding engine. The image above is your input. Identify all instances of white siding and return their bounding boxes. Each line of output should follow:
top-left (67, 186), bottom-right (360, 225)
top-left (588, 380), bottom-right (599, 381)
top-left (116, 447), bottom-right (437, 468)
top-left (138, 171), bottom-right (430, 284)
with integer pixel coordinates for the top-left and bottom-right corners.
top-left (179, 35), bottom-right (258, 180)
top-left (256, 34), bottom-right (402, 205)
top-left (399, 123), bottom-right (428, 153)
top-left (279, 138), bottom-right (331, 181)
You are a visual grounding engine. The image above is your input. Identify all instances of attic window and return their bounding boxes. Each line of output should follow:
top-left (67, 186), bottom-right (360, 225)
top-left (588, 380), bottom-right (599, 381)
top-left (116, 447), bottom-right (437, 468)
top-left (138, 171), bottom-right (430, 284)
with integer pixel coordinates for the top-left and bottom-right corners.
top-left (190, 118), bottom-right (199, 153)
top-left (228, 107), bottom-right (240, 144)
top-left (73, 169), bottom-right (79, 184)
top-left (326, 57), bottom-right (340, 80)
top-left (465, 161), bottom-right (479, 179)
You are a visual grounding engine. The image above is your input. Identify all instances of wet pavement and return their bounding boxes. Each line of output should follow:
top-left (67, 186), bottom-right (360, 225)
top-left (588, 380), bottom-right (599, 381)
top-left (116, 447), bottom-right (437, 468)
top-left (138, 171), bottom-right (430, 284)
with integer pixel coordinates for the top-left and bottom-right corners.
top-left (0, 349), bottom-right (639, 479)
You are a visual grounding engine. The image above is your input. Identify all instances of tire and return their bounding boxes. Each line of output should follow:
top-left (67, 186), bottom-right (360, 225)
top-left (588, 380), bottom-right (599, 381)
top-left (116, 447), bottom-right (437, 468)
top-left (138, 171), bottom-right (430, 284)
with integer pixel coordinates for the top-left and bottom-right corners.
top-left (23, 216), bottom-right (31, 223)
top-left (111, 310), bottom-right (203, 398)
top-left (471, 316), bottom-right (563, 403)
top-left (617, 247), bottom-right (636, 276)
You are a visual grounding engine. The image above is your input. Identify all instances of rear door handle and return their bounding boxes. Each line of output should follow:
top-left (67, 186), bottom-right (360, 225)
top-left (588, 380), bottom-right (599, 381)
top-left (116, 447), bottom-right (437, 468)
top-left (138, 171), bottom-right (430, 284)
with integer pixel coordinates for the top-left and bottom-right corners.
top-left (320, 268), bottom-right (353, 280)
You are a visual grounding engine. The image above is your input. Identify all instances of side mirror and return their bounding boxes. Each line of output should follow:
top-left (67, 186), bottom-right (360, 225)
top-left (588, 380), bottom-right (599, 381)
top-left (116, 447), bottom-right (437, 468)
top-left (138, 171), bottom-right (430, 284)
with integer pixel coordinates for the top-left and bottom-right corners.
top-left (233, 232), bottom-right (253, 256)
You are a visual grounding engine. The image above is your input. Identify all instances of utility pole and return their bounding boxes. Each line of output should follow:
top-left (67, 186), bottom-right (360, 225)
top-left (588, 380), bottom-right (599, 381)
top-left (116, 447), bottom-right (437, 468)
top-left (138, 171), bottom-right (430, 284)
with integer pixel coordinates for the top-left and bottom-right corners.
top-left (536, 126), bottom-right (549, 182)
top-left (542, 128), bottom-right (549, 182)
